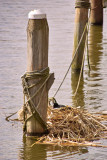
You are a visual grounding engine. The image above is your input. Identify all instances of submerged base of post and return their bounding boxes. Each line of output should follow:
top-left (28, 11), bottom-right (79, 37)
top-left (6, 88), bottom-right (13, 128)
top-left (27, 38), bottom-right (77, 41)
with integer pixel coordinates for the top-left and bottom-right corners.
top-left (27, 131), bottom-right (49, 137)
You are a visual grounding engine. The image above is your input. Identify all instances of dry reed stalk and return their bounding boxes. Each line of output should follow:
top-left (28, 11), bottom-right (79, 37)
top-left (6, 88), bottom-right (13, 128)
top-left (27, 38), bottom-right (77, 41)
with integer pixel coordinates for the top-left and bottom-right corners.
top-left (33, 106), bottom-right (107, 147)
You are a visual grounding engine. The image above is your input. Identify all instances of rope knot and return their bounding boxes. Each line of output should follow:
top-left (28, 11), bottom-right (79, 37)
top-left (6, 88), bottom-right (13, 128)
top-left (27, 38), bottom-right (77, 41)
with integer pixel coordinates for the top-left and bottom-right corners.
top-left (75, 0), bottom-right (90, 9)
top-left (21, 67), bottom-right (50, 133)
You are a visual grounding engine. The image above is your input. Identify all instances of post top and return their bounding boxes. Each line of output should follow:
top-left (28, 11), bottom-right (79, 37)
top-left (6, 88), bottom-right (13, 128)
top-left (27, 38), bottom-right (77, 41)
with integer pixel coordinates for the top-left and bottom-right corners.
top-left (28, 9), bottom-right (46, 19)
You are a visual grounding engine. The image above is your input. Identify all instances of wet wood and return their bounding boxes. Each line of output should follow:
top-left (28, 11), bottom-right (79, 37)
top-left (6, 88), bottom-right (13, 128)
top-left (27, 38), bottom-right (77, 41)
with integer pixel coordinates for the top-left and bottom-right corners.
top-left (90, 0), bottom-right (103, 25)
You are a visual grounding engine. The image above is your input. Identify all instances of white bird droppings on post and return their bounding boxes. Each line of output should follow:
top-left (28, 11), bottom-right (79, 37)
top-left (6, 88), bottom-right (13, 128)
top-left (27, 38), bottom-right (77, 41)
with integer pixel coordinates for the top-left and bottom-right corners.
top-left (28, 9), bottom-right (46, 19)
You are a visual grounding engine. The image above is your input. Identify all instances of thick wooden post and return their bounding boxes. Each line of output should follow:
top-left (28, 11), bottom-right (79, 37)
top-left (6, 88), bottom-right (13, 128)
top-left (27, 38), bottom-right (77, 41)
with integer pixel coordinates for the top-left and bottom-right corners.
top-left (72, 0), bottom-right (90, 71)
top-left (25, 10), bottom-right (54, 136)
top-left (90, 0), bottom-right (103, 25)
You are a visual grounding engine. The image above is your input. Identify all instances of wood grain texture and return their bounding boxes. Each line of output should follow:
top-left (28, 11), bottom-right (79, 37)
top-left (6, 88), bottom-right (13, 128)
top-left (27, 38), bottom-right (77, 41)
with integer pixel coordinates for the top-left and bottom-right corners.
top-left (26, 18), bottom-right (49, 134)
top-left (90, 0), bottom-right (103, 25)
top-left (72, 6), bottom-right (88, 71)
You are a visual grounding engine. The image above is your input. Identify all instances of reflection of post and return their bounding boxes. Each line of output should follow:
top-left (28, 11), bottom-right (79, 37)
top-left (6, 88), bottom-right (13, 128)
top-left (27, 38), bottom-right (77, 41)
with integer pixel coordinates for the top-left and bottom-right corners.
top-left (86, 25), bottom-right (103, 109)
top-left (71, 72), bottom-right (85, 108)
top-left (88, 25), bottom-right (103, 71)
top-left (90, 0), bottom-right (103, 25)
top-left (18, 137), bottom-right (47, 160)
top-left (72, 0), bottom-right (90, 71)
top-left (18, 137), bottom-right (88, 160)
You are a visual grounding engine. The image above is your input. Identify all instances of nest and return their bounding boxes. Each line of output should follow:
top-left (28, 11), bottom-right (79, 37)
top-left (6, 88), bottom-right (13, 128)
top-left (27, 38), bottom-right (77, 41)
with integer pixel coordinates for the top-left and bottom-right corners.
top-left (33, 106), bottom-right (107, 147)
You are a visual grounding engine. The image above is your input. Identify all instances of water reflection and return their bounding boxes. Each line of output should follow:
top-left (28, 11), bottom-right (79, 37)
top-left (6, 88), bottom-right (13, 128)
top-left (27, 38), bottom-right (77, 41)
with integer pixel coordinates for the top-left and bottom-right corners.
top-left (85, 25), bottom-right (103, 110)
top-left (88, 25), bottom-right (103, 71)
top-left (19, 137), bottom-right (88, 160)
top-left (71, 72), bottom-right (85, 108)
top-left (0, 0), bottom-right (107, 159)
top-left (71, 25), bottom-right (103, 110)
top-left (19, 137), bottom-right (47, 160)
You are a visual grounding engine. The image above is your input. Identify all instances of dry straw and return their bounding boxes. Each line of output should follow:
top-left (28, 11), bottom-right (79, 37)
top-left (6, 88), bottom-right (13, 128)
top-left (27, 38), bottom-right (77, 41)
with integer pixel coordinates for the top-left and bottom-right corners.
top-left (32, 106), bottom-right (107, 148)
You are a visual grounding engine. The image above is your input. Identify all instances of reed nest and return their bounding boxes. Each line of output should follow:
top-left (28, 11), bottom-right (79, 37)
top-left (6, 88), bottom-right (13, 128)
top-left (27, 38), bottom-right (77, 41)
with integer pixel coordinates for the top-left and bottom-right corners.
top-left (33, 106), bottom-right (107, 147)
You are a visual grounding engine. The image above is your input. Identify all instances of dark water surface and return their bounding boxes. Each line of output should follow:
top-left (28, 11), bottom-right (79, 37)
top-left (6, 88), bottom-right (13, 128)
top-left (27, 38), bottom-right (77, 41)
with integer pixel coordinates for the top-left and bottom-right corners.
top-left (0, 0), bottom-right (107, 159)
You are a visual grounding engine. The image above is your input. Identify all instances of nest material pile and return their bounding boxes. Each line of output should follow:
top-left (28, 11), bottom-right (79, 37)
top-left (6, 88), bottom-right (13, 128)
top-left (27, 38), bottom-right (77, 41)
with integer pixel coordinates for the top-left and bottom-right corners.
top-left (34, 106), bottom-right (107, 147)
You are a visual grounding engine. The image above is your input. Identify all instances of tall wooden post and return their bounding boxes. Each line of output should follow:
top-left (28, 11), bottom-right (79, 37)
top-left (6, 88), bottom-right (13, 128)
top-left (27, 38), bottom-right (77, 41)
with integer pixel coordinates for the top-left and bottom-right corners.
top-left (90, 0), bottom-right (103, 25)
top-left (72, 0), bottom-right (90, 71)
top-left (25, 10), bottom-right (54, 136)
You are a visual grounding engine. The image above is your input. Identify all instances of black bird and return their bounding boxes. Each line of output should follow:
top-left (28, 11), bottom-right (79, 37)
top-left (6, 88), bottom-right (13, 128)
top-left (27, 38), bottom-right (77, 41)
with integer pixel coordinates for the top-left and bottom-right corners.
top-left (49, 97), bottom-right (65, 108)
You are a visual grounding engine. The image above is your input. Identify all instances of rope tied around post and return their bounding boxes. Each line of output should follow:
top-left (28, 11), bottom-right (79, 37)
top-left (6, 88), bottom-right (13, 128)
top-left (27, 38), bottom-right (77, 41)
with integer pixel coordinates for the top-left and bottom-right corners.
top-left (21, 67), bottom-right (50, 134)
top-left (53, 7), bottom-right (91, 98)
top-left (75, 0), bottom-right (90, 9)
top-left (53, 21), bottom-right (90, 98)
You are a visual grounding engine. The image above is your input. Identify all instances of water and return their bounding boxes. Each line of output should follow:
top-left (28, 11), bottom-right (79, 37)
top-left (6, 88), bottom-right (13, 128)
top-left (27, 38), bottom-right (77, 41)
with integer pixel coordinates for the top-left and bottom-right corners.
top-left (0, 0), bottom-right (107, 159)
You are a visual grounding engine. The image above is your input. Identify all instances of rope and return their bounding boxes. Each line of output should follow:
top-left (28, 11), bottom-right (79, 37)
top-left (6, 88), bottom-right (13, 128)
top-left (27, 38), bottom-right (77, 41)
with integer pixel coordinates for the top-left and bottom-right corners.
top-left (5, 112), bottom-right (18, 121)
top-left (91, 1), bottom-right (103, 10)
top-left (74, 29), bottom-right (88, 96)
top-left (75, 0), bottom-right (90, 9)
top-left (21, 67), bottom-right (50, 133)
top-left (74, 44), bottom-right (85, 96)
top-left (86, 20), bottom-right (91, 71)
top-left (74, 10), bottom-right (91, 96)
top-left (53, 16), bottom-right (90, 98)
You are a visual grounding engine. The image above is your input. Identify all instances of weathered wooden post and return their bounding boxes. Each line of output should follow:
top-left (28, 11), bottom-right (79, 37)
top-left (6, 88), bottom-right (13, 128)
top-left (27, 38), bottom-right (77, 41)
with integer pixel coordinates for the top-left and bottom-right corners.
top-left (72, 0), bottom-right (90, 71)
top-left (90, 0), bottom-right (103, 25)
top-left (22, 9), bottom-right (54, 136)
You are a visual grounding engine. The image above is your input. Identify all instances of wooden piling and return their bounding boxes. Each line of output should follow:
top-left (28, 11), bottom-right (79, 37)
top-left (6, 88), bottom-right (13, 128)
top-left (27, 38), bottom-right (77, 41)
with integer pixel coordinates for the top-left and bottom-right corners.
top-left (90, 0), bottom-right (103, 25)
top-left (25, 10), bottom-right (54, 136)
top-left (72, 0), bottom-right (90, 71)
